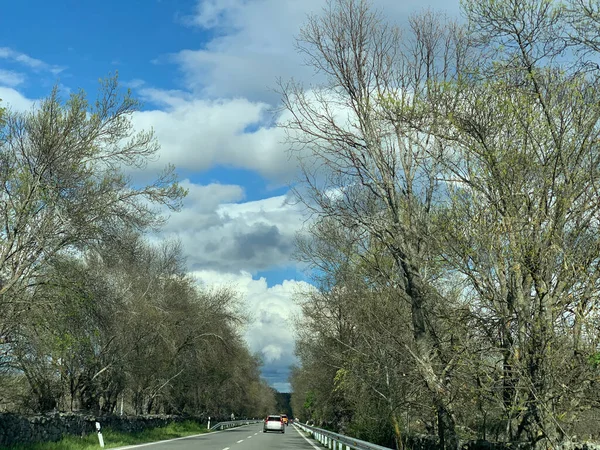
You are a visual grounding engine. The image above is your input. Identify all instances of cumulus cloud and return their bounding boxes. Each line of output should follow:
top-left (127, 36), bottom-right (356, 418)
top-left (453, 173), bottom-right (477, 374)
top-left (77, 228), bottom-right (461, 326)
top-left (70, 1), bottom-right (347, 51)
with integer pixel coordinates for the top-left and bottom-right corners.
top-left (156, 180), bottom-right (306, 273)
top-left (0, 69), bottom-right (25, 87)
top-left (172, 0), bottom-right (462, 102)
top-left (173, 0), bottom-right (323, 102)
top-left (0, 86), bottom-right (35, 111)
top-left (127, 0), bottom-right (463, 186)
top-left (131, 94), bottom-right (296, 184)
top-left (192, 269), bottom-right (314, 392)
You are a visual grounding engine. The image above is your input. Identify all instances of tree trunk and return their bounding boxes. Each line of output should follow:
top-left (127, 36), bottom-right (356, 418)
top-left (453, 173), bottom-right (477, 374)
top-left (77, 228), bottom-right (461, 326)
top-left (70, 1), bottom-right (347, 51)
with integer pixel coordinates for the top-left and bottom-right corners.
top-left (437, 402), bottom-right (459, 450)
top-left (392, 414), bottom-right (404, 450)
top-left (404, 266), bottom-right (459, 450)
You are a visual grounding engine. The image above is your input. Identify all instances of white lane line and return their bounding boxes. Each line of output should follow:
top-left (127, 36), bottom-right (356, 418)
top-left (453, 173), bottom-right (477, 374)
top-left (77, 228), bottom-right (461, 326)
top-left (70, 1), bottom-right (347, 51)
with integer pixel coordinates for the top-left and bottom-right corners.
top-left (248, 435), bottom-right (253, 438)
top-left (111, 432), bottom-right (206, 449)
top-left (254, 432), bottom-right (258, 435)
top-left (237, 439), bottom-right (244, 443)
top-left (111, 423), bottom-right (256, 449)
top-left (293, 425), bottom-right (322, 450)
top-left (223, 448), bottom-right (230, 450)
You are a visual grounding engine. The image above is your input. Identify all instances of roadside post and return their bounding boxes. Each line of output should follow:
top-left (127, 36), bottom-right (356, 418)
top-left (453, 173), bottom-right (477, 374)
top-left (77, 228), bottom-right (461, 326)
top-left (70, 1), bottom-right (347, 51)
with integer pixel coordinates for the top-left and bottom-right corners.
top-left (207, 416), bottom-right (211, 430)
top-left (95, 421), bottom-right (105, 448)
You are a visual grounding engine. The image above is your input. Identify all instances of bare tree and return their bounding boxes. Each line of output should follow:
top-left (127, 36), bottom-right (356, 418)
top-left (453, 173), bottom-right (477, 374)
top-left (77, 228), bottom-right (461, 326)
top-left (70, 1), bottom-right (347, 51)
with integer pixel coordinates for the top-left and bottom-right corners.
top-left (282, 1), bottom-right (472, 447)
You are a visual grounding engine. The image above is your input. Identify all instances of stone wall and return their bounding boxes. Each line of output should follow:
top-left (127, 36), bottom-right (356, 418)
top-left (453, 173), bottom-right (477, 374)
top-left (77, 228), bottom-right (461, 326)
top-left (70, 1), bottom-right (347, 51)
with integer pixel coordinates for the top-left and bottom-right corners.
top-left (0, 412), bottom-right (205, 448)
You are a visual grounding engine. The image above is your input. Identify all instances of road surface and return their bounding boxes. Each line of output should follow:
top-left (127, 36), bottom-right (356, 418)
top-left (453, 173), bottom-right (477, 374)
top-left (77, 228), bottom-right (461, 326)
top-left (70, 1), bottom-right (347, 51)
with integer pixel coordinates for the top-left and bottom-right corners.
top-left (115, 423), bottom-right (319, 450)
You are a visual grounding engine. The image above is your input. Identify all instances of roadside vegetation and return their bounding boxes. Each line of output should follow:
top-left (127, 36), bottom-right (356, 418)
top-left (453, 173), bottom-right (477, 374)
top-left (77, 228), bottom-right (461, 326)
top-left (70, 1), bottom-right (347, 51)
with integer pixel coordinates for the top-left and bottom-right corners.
top-left (0, 76), bottom-right (276, 419)
top-left (286, 0), bottom-right (600, 449)
top-left (5, 420), bottom-right (207, 450)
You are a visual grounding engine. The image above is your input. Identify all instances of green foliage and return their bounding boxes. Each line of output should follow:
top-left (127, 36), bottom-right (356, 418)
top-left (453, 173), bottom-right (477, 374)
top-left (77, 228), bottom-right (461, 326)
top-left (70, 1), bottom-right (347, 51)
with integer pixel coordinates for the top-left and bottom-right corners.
top-left (303, 390), bottom-right (316, 410)
top-left (0, 74), bottom-right (187, 335)
top-left (287, 0), bottom-right (600, 448)
top-left (588, 352), bottom-right (600, 368)
top-left (4, 421), bottom-right (208, 450)
top-left (7, 236), bottom-right (274, 417)
top-left (0, 77), bottom-right (275, 421)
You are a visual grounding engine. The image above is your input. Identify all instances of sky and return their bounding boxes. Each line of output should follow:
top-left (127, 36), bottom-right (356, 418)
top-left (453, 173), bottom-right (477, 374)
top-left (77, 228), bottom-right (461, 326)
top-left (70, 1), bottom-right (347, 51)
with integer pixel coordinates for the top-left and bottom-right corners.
top-left (0, 0), bottom-right (460, 392)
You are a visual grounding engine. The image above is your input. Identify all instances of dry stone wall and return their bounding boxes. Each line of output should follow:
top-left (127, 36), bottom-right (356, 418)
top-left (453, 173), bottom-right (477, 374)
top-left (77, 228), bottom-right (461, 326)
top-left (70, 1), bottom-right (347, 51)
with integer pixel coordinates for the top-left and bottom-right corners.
top-left (0, 413), bottom-right (203, 448)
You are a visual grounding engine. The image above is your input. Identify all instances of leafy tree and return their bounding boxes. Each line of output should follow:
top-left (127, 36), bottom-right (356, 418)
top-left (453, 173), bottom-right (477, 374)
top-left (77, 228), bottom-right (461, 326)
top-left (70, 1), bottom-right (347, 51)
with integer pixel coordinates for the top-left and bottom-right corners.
top-left (282, 1), bottom-right (470, 447)
top-left (287, 0), bottom-right (600, 448)
top-left (11, 235), bottom-right (276, 417)
top-left (0, 75), bottom-right (186, 342)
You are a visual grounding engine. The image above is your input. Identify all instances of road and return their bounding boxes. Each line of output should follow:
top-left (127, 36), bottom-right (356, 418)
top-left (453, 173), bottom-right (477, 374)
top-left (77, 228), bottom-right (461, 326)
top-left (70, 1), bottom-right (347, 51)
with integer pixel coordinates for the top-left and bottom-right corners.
top-left (114, 423), bottom-right (319, 450)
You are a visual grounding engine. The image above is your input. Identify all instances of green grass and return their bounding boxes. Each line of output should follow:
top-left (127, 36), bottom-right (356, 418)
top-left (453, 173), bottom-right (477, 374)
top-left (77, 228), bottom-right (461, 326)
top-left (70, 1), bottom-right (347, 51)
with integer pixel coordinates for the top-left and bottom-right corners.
top-left (4, 420), bottom-right (209, 450)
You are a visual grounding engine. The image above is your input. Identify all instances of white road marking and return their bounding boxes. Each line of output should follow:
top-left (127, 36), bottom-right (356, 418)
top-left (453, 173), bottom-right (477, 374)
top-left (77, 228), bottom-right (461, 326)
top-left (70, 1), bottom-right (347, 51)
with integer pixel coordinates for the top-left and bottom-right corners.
top-left (110, 432), bottom-right (206, 449)
top-left (254, 432), bottom-right (258, 435)
top-left (293, 424), bottom-right (322, 450)
top-left (248, 435), bottom-right (253, 438)
top-left (237, 439), bottom-right (244, 443)
top-left (111, 423), bottom-right (257, 449)
top-left (223, 448), bottom-right (230, 450)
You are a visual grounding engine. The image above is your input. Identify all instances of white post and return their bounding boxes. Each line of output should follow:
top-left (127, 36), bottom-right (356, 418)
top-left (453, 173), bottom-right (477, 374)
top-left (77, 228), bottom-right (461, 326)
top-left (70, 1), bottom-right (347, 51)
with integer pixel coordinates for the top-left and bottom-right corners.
top-left (208, 416), bottom-right (211, 430)
top-left (120, 394), bottom-right (124, 416)
top-left (95, 422), bottom-right (105, 448)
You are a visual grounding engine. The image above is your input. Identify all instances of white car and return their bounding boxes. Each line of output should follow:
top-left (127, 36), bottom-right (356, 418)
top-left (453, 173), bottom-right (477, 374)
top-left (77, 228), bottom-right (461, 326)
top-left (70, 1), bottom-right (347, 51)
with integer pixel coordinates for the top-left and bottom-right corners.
top-left (263, 415), bottom-right (285, 433)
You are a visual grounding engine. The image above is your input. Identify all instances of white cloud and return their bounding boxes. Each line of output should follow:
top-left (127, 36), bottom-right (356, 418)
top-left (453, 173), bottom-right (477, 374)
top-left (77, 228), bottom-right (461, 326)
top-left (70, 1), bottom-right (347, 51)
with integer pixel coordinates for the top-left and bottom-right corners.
top-left (131, 95), bottom-right (295, 184)
top-left (156, 181), bottom-right (307, 273)
top-left (127, 0), bottom-right (463, 185)
top-left (192, 269), bottom-right (314, 391)
top-left (0, 47), bottom-right (65, 74)
top-left (173, 0), bottom-right (323, 102)
top-left (0, 70), bottom-right (25, 87)
top-left (0, 86), bottom-right (35, 112)
top-left (172, 0), bottom-right (462, 102)
top-left (183, 180), bottom-right (246, 210)
top-left (122, 79), bottom-right (146, 89)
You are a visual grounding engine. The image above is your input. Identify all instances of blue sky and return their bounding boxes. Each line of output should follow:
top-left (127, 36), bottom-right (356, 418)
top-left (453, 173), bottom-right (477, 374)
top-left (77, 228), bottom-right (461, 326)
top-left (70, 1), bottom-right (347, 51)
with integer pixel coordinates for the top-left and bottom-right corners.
top-left (0, 0), bottom-right (460, 392)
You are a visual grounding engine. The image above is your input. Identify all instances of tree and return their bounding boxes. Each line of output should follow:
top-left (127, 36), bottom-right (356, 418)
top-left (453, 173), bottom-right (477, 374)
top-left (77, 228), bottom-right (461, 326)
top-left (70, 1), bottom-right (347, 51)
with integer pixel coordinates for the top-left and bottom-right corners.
top-left (10, 234), bottom-right (275, 417)
top-left (0, 75), bottom-right (186, 342)
top-left (408, 0), bottom-right (600, 445)
top-left (286, 0), bottom-right (600, 447)
top-left (282, 1), bottom-right (471, 448)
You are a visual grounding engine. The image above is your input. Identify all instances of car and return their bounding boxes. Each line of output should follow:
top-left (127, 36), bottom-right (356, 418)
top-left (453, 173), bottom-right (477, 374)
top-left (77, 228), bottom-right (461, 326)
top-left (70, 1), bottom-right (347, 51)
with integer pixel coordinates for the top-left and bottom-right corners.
top-left (281, 414), bottom-right (289, 425)
top-left (263, 414), bottom-right (285, 433)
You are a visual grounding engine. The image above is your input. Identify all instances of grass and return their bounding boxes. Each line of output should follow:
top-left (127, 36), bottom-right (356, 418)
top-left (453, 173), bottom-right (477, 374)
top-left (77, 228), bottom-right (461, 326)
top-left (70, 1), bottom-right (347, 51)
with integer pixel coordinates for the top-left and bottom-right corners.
top-left (3, 420), bottom-right (209, 450)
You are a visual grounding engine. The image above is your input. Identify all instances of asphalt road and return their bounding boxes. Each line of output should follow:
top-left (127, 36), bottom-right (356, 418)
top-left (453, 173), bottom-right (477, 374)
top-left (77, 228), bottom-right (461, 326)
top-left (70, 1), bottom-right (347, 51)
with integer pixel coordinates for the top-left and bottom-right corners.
top-left (114, 423), bottom-right (319, 450)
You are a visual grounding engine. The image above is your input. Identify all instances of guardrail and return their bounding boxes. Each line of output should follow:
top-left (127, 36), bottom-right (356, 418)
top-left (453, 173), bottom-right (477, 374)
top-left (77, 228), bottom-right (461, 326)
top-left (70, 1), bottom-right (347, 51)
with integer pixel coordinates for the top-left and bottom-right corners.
top-left (209, 419), bottom-right (262, 431)
top-left (295, 422), bottom-right (394, 450)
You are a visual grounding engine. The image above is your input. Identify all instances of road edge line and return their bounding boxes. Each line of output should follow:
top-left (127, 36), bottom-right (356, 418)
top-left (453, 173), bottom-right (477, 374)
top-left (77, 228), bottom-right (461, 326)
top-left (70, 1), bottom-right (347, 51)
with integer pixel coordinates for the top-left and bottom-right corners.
top-left (111, 424), bottom-right (252, 450)
top-left (293, 424), bottom-right (322, 450)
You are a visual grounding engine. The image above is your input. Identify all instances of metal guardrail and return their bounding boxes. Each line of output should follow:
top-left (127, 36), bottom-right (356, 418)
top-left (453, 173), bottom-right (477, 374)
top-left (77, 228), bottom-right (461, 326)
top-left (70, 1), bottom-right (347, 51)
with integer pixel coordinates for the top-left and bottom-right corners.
top-left (295, 422), bottom-right (395, 450)
top-left (209, 419), bottom-right (262, 431)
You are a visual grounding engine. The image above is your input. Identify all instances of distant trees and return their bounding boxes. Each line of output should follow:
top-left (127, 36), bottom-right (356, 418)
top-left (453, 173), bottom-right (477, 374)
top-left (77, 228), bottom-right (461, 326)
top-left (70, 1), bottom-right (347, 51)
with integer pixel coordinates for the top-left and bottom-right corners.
top-left (286, 0), bottom-right (600, 449)
top-left (7, 236), bottom-right (274, 416)
top-left (0, 77), bottom-right (276, 419)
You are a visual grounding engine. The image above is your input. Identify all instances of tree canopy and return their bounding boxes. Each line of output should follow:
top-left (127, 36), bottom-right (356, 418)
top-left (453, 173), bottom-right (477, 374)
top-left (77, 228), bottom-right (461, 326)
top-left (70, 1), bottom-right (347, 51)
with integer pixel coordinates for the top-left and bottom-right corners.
top-left (0, 77), bottom-right (276, 419)
top-left (286, 1), bottom-right (600, 449)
